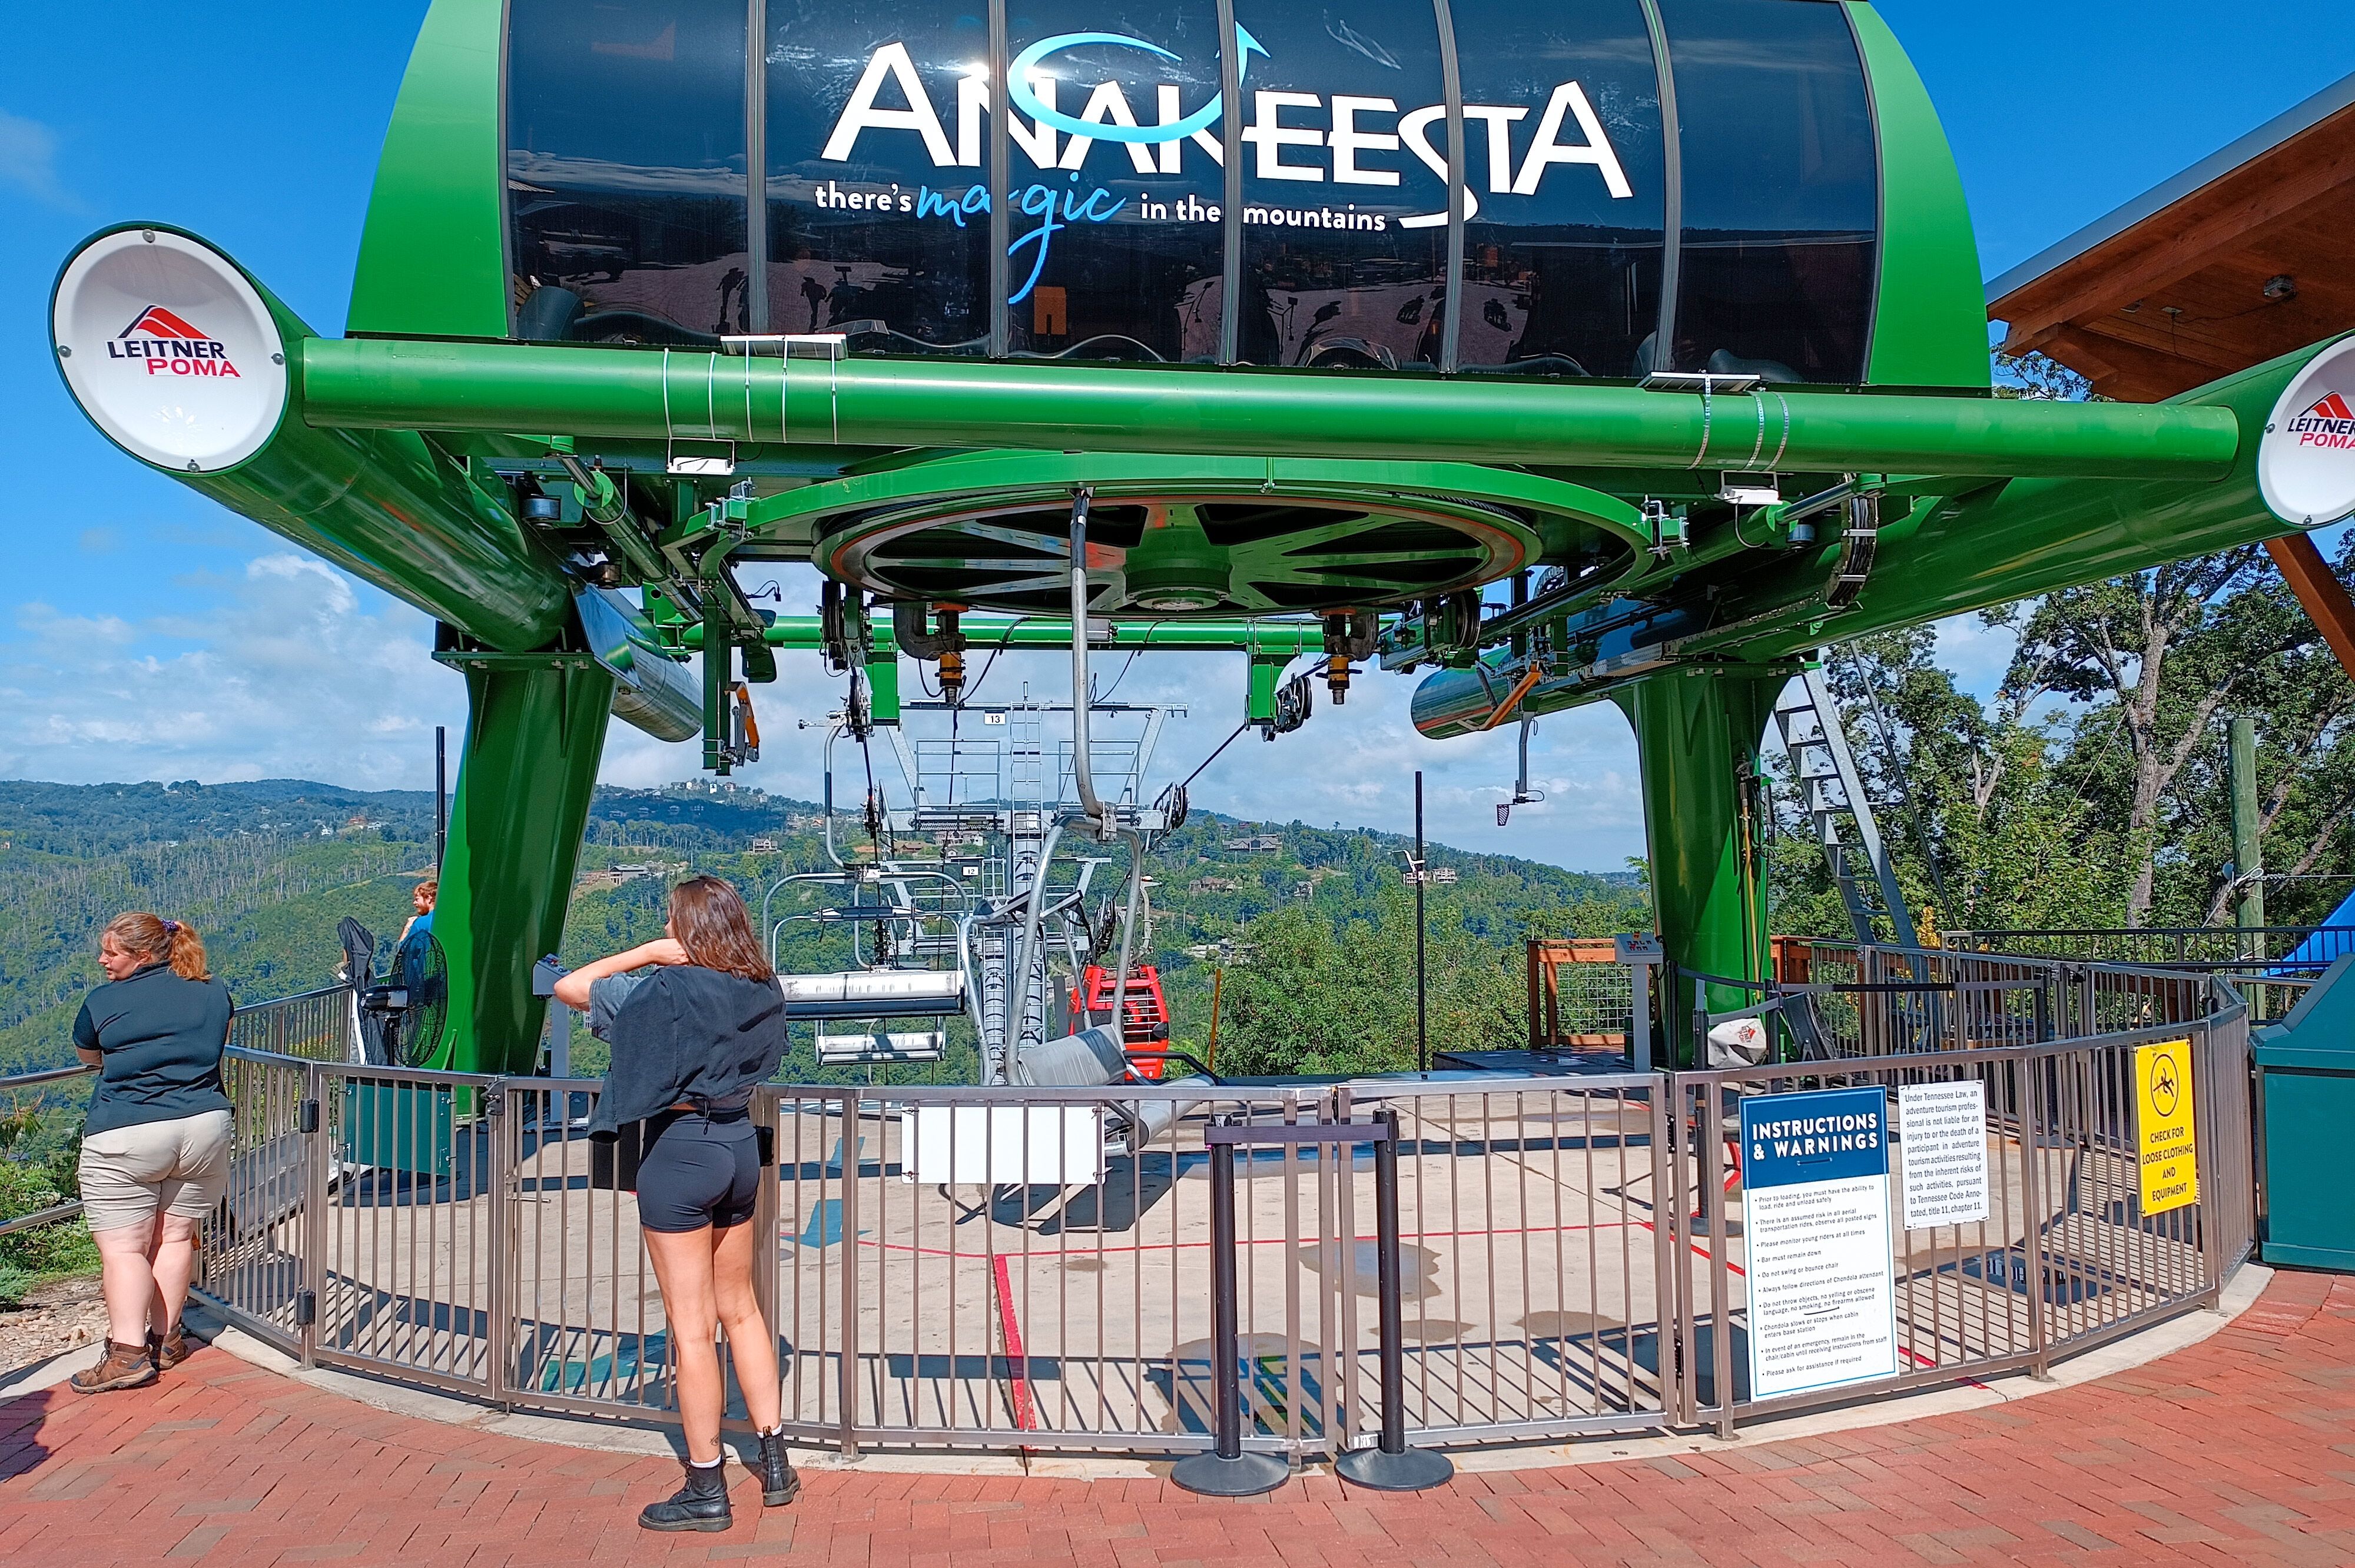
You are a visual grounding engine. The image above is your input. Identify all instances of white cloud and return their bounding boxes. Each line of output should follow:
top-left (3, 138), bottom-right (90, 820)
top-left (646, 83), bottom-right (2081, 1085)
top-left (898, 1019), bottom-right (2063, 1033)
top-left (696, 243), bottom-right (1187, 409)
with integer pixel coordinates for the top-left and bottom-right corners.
top-left (0, 108), bottom-right (72, 208)
top-left (1, 552), bottom-right (1650, 871)
top-left (0, 556), bottom-right (460, 786)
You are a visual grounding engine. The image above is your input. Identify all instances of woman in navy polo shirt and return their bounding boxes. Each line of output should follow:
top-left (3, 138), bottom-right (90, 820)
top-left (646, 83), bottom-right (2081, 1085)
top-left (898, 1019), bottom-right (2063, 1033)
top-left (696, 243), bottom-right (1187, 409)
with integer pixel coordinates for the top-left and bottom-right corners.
top-left (68, 912), bottom-right (234, 1394)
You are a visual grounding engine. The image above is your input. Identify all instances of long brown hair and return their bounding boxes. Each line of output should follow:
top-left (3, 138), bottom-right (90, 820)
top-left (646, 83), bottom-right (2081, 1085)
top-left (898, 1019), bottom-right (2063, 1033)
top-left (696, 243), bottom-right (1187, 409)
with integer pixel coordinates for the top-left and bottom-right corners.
top-left (103, 912), bottom-right (210, 981)
top-left (668, 876), bottom-right (772, 983)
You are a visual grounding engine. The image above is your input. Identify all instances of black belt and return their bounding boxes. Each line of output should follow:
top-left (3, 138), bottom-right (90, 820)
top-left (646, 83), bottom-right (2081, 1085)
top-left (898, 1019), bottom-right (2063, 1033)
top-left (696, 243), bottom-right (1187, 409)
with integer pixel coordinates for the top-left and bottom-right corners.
top-left (666, 1092), bottom-right (753, 1121)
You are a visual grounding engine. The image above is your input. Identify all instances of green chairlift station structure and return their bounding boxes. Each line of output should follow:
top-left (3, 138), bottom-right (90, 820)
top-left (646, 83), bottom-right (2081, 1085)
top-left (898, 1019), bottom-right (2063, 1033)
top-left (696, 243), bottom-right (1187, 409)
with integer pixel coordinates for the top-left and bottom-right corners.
top-left (49, 0), bottom-right (2355, 1074)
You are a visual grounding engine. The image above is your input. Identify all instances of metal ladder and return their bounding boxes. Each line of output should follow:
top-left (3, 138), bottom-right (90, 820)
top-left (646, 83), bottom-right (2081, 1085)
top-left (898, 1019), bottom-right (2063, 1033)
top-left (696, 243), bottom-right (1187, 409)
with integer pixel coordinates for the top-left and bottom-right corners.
top-left (1773, 660), bottom-right (1920, 950)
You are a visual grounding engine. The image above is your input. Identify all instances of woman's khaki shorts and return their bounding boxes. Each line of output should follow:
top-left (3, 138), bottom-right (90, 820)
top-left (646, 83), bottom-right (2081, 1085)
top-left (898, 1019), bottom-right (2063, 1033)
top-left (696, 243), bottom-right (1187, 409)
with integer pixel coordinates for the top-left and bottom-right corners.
top-left (78, 1109), bottom-right (233, 1233)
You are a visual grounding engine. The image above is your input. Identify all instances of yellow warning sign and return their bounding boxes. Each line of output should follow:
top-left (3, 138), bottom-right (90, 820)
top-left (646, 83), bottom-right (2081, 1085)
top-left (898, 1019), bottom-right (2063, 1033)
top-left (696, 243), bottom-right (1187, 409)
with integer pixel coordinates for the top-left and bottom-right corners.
top-left (2135, 1038), bottom-right (2198, 1216)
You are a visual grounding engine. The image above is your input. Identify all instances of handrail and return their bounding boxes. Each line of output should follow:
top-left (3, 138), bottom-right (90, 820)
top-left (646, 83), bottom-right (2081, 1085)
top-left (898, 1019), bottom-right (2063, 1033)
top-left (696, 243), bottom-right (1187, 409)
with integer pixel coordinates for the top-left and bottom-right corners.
top-left (0, 1200), bottom-right (84, 1236)
top-left (0, 1063), bottom-right (97, 1091)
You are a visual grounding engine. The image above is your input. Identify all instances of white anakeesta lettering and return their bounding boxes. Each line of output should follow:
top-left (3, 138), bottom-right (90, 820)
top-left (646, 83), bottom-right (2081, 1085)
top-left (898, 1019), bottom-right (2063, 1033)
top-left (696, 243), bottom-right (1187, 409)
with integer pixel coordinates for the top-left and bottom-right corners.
top-left (1245, 91), bottom-right (1324, 181)
top-left (954, 75), bottom-right (1059, 170)
top-left (1512, 81), bottom-right (1632, 197)
top-left (1395, 104), bottom-right (1461, 229)
top-left (1060, 79), bottom-right (1157, 175)
top-left (1155, 85), bottom-right (1225, 175)
top-left (822, 41), bottom-right (956, 165)
top-left (1328, 96), bottom-right (1401, 186)
top-left (818, 46), bottom-right (1635, 205)
top-left (1462, 104), bottom-right (1528, 193)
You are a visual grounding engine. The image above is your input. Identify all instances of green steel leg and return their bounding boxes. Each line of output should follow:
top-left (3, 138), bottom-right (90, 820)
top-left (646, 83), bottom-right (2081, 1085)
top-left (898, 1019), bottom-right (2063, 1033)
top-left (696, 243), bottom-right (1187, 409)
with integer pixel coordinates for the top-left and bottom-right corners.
top-left (433, 660), bottom-right (615, 1074)
top-left (1612, 668), bottom-right (1785, 1067)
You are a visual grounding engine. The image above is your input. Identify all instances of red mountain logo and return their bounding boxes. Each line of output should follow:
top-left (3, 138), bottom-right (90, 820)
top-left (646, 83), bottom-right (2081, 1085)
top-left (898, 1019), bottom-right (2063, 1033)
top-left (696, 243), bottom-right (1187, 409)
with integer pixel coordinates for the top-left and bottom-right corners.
top-left (105, 304), bottom-right (242, 378)
top-left (120, 305), bottom-right (207, 340)
top-left (2303, 392), bottom-right (2354, 423)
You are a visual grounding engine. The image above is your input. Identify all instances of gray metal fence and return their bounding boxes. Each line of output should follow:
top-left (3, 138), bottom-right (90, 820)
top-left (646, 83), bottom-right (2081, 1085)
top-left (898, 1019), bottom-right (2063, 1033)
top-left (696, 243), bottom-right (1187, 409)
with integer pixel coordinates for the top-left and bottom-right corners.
top-left (1667, 1006), bottom-right (2253, 1436)
top-left (0, 964), bottom-right (2259, 1458)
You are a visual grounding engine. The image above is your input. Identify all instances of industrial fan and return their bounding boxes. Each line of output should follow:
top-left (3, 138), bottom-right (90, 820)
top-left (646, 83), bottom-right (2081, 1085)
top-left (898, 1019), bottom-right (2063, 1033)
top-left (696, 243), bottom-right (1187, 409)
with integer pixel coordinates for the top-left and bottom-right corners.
top-left (340, 915), bottom-right (451, 1067)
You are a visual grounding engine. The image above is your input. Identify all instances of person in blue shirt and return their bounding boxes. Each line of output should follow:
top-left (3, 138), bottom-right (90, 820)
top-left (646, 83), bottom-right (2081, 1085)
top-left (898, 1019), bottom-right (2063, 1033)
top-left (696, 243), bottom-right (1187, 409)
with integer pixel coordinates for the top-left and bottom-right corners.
top-left (68, 912), bottom-right (234, 1394)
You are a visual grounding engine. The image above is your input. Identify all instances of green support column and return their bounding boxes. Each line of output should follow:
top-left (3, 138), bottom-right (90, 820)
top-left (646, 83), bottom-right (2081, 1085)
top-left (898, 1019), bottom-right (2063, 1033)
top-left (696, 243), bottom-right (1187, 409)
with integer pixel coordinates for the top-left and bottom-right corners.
top-left (432, 658), bottom-right (616, 1074)
top-left (1612, 667), bottom-right (1786, 1067)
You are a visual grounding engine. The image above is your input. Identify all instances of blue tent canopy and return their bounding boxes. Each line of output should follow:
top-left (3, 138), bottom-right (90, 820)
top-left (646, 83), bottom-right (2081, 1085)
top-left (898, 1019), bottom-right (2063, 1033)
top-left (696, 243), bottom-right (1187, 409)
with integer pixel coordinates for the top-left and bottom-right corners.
top-left (2277, 885), bottom-right (2355, 971)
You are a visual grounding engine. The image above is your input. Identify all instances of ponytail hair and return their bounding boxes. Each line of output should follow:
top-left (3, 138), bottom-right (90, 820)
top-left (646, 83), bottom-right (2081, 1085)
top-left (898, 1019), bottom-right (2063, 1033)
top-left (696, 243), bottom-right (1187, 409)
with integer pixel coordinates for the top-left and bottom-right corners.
top-left (102, 912), bottom-right (210, 982)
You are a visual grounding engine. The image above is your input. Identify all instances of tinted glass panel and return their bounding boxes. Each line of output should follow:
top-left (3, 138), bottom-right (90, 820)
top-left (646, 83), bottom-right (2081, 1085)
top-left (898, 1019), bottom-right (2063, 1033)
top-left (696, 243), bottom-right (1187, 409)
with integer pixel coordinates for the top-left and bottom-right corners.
top-left (1659, 0), bottom-right (1876, 383)
top-left (1450, 0), bottom-right (1666, 378)
top-left (767, 0), bottom-right (991, 351)
top-left (1230, 0), bottom-right (1450, 368)
top-left (507, 0), bottom-right (751, 344)
top-left (1003, 1), bottom-right (1228, 361)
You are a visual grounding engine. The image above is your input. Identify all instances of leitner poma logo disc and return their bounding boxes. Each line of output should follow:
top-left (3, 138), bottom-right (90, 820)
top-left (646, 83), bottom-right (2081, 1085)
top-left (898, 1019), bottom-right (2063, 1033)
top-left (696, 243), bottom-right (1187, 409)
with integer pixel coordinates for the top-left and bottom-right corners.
top-left (2260, 337), bottom-right (2355, 527)
top-left (51, 227), bottom-right (290, 474)
top-left (112, 305), bottom-right (246, 378)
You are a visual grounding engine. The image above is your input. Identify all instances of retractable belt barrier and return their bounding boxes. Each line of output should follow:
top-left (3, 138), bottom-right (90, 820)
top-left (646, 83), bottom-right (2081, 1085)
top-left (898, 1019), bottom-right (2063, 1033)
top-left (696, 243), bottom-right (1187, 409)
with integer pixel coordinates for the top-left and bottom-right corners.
top-left (1172, 1111), bottom-right (1452, 1497)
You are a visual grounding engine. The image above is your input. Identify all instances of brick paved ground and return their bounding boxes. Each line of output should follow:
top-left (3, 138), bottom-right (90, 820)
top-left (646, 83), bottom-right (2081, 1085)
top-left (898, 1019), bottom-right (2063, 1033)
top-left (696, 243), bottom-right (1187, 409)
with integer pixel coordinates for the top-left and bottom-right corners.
top-left (3, 1271), bottom-right (2351, 1566)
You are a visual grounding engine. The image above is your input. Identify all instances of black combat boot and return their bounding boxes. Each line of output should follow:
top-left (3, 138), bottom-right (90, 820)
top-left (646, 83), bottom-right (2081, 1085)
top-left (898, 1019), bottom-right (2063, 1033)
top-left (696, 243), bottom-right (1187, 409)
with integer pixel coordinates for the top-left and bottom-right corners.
top-left (756, 1427), bottom-right (802, 1507)
top-left (638, 1457), bottom-right (732, 1532)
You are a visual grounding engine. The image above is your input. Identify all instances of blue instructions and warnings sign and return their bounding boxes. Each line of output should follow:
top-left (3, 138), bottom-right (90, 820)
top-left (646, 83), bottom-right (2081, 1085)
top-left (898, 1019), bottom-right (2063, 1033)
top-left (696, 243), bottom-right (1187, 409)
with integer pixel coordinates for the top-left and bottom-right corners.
top-left (1739, 1086), bottom-right (1899, 1399)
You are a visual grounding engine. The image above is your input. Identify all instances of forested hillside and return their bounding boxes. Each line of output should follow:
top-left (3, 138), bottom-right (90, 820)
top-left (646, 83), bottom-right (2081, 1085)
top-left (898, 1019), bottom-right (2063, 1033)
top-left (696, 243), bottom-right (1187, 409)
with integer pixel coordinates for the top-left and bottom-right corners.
top-left (0, 778), bottom-right (1645, 1087)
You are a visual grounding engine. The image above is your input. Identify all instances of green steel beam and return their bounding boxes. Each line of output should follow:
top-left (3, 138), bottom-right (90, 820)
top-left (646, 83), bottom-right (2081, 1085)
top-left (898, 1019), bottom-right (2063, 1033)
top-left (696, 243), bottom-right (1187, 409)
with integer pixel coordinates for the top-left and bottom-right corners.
top-left (685, 616), bottom-right (1328, 654)
top-left (1850, 4), bottom-right (1989, 391)
top-left (346, 0), bottom-right (508, 338)
top-left (296, 338), bottom-right (2238, 481)
top-left (1612, 666), bottom-right (1786, 1067)
top-left (1414, 335), bottom-right (2343, 733)
top-left (432, 658), bottom-right (615, 1074)
top-left (1707, 335), bottom-right (2344, 662)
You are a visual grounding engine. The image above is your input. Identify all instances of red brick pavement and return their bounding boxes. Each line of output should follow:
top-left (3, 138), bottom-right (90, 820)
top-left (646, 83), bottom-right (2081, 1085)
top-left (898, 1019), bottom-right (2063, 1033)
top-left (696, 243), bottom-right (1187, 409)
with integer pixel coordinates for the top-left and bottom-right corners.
top-left (4, 1271), bottom-right (2353, 1566)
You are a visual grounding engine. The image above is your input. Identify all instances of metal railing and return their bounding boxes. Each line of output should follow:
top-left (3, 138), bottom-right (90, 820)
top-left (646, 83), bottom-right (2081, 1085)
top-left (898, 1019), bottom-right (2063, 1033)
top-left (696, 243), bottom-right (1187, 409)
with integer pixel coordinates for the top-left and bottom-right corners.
top-left (1947, 925), bottom-right (2355, 969)
top-left (1668, 1005), bottom-right (2253, 1435)
top-left (0, 961), bottom-right (2265, 1458)
top-left (227, 985), bottom-right (354, 1062)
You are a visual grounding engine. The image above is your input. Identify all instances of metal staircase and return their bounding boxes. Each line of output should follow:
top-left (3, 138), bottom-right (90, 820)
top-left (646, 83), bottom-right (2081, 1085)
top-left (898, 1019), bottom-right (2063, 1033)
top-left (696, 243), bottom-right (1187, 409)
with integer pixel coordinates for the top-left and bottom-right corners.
top-left (1773, 660), bottom-right (1920, 949)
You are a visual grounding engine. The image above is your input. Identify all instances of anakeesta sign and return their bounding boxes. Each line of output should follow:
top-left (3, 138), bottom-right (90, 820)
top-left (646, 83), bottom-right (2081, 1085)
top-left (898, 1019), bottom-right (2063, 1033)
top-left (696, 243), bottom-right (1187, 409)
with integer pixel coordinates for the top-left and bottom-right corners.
top-left (506, 0), bottom-right (1882, 380)
top-left (52, 227), bottom-right (290, 474)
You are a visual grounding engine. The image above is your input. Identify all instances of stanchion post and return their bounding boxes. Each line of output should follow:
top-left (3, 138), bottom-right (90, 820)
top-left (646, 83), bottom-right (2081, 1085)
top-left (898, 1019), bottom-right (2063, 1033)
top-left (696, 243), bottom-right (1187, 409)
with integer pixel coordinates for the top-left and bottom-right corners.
top-left (1172, 1120), bottom-right (1290, 1497)
top-left (1337, 1107), bottom-right (1454, 1490)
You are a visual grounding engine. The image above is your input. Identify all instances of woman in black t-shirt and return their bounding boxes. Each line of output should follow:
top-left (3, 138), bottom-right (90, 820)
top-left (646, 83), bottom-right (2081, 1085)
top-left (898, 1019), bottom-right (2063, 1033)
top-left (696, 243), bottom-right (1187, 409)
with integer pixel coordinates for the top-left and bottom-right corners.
top-left (558, 877), bottom-right (797, 1532)
top-left (68, 912), bottom-right (234, 1394)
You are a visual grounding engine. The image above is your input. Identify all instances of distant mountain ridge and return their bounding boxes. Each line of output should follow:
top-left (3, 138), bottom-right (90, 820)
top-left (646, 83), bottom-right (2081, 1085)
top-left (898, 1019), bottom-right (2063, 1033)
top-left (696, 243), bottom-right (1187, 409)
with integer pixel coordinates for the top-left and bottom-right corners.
top-left (0, 778), bottom-right (1641, 1082)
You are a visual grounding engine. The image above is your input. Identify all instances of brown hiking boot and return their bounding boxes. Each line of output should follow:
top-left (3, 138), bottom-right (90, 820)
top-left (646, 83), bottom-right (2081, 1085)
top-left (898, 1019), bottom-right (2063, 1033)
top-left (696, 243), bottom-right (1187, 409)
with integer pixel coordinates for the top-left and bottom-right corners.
top-left (150, 1321), bottom-right (191, 1371)
top-left (69, 1339), bottom-right (156, 1394)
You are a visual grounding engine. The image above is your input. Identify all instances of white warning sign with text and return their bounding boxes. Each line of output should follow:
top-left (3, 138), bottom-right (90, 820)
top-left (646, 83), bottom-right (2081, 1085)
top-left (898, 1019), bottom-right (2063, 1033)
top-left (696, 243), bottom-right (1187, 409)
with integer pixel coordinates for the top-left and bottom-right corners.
top-left (1740, 1086), bottom-right (1899, 1400)
top-left (1898, 1080), bottom-right (1992, 1230)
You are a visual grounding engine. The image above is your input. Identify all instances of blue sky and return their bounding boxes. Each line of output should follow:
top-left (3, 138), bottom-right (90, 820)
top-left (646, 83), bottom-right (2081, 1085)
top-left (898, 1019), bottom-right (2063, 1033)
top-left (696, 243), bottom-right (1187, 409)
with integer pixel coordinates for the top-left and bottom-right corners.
top-left (2, 2), bottom-right (2349, 867)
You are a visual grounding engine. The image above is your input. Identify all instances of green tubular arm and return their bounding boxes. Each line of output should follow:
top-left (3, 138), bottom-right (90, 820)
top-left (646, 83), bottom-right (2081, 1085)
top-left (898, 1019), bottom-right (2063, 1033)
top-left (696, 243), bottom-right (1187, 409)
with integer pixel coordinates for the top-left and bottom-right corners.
top-left (193, 418), bottom-right (571, 653)
top-left (1409, 335), bottom-right (2343, 733)
top-left (1708, 334), bottom-right (2347, 663)
top-left (64, 227), bottom-right (573, 652)
top-left (684, 616), bottom-right (1328, 654)
top-left (297, 339), bottom-right (2238, 481)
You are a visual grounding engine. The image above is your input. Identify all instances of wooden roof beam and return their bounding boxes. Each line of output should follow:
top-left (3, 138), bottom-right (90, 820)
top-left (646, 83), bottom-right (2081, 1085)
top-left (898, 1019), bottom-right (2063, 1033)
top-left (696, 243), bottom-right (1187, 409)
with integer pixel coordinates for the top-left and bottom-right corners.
top-left (2267, 533), bottom-right (2355, 683)
top-left (1994, 129), bottom-right (2355, 341)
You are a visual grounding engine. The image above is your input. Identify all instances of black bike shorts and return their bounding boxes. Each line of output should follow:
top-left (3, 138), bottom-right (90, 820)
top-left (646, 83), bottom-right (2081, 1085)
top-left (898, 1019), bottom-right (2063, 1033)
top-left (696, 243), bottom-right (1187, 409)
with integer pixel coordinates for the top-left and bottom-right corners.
top-left (636, 1111), bottom-right (760, 1234)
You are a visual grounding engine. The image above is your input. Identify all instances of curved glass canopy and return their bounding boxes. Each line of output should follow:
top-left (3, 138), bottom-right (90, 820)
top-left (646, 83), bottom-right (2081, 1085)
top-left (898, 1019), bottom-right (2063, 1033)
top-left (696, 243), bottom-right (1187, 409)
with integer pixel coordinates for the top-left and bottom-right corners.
top-left (502, 0), bottom-right (1893, 384)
